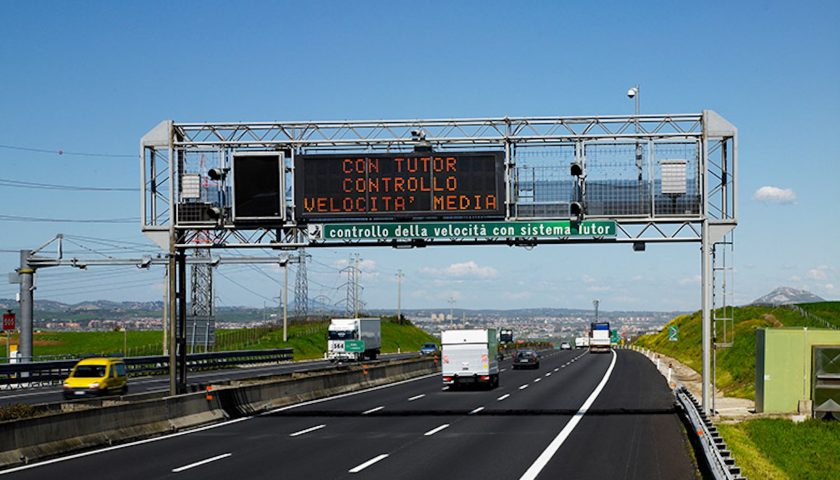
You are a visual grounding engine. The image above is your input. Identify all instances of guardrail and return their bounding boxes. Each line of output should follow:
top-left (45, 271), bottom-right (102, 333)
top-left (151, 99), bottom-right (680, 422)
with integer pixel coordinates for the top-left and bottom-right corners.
top-left (0, 348), bottom-right (293, 389)
top-left (674, 385), bottom-right (746, 480)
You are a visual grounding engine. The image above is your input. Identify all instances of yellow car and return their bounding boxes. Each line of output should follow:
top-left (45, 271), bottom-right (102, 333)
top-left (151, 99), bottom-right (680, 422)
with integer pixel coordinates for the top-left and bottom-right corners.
top-left (63, 358), bottom-right (128, 399)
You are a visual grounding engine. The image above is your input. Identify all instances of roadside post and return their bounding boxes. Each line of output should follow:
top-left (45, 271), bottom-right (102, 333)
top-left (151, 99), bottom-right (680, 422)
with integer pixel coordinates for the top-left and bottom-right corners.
top-left (2, 310), bottom-right (15, 359)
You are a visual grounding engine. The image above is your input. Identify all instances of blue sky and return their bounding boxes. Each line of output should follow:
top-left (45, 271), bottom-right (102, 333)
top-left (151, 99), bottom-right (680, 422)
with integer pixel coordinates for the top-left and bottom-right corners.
top-left (1, 1), bottom-right (838, 312)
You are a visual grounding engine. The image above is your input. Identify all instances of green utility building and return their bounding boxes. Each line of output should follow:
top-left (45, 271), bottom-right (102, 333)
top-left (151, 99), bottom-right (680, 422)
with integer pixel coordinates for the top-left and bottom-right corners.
top-left (755, 327), bottom-right (840, 415)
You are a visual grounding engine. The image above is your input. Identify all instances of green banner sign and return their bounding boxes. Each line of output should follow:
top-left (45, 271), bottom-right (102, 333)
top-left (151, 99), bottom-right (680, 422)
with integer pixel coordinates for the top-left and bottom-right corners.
top-left (669, 325), bottom-right (679, 342)
top-left (317, 220), bottom-right (616, 241)
top-left (345, 340), bottom-right (365, 352)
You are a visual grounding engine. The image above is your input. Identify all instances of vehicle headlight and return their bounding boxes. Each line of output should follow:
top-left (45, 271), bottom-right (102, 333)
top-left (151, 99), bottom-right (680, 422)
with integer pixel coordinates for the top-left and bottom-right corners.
top-left (88, 382), bottom-right (100, 389)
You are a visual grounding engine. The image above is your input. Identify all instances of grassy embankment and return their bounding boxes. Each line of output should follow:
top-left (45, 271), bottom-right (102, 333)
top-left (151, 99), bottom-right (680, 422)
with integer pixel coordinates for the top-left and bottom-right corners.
top-left (10, 317), bottom-right (437, 361)
top-left (633, 302), bottom-right (840, 400)
top-left (634, 302), bottom-right (840, 480)
top-left (717, 419), bottom-right (840, 480)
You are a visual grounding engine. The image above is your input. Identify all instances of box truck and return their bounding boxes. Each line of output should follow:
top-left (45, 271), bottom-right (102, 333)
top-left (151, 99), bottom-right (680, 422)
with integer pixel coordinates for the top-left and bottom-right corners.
top-left (441, 329), bottom-right (499, 389)
top-left (589, 322), bottom-right (611, 353)
top-left (327, 318), bottom-right (381, 361)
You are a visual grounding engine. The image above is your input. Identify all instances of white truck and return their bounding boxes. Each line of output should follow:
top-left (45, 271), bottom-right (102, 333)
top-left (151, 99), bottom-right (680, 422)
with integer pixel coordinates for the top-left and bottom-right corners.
top-left (441, 329), bottom-right (499, 389)
top-left (574, 336), bottom-right (589, 349)
top-left (589, 322), bottom-right (611, 353)
top-left (327, 318), bottom-right (381, 362)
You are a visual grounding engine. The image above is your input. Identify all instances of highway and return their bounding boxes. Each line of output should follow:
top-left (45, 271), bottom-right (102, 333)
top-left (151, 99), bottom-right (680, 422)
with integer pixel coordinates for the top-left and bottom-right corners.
top-left (0, 353), bottom-right (417, 407)
top-left (0, 349), bottom-right (698, 479)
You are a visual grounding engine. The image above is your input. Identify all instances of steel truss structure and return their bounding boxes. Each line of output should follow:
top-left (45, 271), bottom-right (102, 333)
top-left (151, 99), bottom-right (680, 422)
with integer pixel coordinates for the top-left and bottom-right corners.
top-left (140, 112), bottom-right (737, 409)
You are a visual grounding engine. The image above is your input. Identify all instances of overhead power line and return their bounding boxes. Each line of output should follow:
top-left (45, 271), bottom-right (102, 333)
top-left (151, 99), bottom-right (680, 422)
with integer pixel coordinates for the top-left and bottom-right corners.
top-left (0, 214), bottom-right (138, 224)
top-left (0, 143), bottom-right (134, 158)
top-left (0, 177), bottom-right (137, 192)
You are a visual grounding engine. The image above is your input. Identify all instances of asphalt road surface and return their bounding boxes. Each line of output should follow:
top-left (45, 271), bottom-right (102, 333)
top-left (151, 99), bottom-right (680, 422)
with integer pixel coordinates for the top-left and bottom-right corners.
top-left (0, 349), bottom-right (699, 479)
top-left (0, 353), bottom-right (417, 407)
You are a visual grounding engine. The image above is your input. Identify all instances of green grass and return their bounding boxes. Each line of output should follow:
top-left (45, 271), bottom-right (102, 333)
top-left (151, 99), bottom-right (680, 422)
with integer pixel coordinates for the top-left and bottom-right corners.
top-left (228, 318), bottom-right (438, 360)
top-left (633, 305), bottom-right (835, 400)
top-left (718, 418), bottom-right (840, 480)
top-left (11, 317), bottom-right (437, 361)
top-left (797, 301), bottom-right (840, 327)
top-left (16, 330), bottom-right (164, 358)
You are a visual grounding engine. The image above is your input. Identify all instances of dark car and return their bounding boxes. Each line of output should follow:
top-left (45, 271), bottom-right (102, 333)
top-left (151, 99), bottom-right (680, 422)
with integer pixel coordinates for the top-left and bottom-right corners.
top-left (512, 350), bottom-right (540, 369)
top-left (419, 342), bottom-right (439, 355)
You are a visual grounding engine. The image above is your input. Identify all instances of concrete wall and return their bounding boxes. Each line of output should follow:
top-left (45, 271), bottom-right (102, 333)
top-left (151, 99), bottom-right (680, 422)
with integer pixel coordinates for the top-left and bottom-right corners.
top-left (0, 357), bottom-right (436, 468)
top-left (755, 328), bottom-right (840, 413)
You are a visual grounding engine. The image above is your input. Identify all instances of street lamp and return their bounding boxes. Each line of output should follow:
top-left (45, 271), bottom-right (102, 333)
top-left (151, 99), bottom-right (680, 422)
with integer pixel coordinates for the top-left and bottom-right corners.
top-left (627, 84), bottom-right (644, 206)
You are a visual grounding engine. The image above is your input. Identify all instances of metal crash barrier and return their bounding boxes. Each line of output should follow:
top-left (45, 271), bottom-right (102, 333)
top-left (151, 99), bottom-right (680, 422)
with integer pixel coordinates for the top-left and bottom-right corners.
top-left (674, 386), bottom-right (746, 480)
top-left (0, 348), bottom-right (293, 389)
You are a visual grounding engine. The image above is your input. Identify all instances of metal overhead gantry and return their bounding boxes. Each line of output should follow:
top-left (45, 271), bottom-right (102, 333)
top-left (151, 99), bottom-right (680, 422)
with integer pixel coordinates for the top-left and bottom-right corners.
top-left (141, 112), bottom-right (737, 409)
top-left (13, 234), bottom-right (294, 394)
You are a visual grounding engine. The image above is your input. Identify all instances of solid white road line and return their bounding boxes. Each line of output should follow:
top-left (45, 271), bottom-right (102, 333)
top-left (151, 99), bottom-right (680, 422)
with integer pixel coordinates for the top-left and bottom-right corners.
top-left (519, 384), bottom-right (529, 390)
top-left (172, 453), bottom-right (232, 473)
top-left (469, 407), bottom-right (485, 415)
top-left (0, 372), bottom-right (441, 476)
top-left (289, 424), bottom-right (326, 437)
top-left (519, 349), bottom-right (617, 480)
top-left (362, 406), bottom-right (384, 415)
top-left (424, 424), bottom-right (450, 436)
top-left (408, 394), bottom-right (425, 401)
top-left (497, 393), bottom-right (511, 401)
top-left (349, 454), bottom-right (389, 473)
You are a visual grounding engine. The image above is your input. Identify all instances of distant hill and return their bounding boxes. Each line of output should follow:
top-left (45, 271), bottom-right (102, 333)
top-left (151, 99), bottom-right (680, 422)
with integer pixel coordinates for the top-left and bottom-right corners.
top-left (751, 287), bottom-right (825, 306)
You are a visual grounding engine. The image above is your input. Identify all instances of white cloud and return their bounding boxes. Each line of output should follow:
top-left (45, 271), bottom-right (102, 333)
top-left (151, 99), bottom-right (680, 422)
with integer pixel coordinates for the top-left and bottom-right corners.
top-left (504, 291), bottom-right (533, 301)
top-left (420, 261), bottom-right (498, 279)
top-left (678, 275), bottom-right (701, 286)
top-left (333, 258), bottom-right (377, 271)
top-left (825, 284), bottom-right (835, 290)
top-left (807, 266), bottom-right (830, 281)
top-left (753, 186), bottom-right (796, 204)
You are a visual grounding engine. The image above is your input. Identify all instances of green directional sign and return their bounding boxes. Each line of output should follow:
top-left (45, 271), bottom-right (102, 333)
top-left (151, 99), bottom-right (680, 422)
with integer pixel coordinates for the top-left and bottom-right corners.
top-left (669, 325), bottom-right (679, 342)
top-left (317, 220), bottom-right (616, 242)
top-left (610, 330), bottom-right (620, 344)
top-left (345, 340), bottom-right (365, 352)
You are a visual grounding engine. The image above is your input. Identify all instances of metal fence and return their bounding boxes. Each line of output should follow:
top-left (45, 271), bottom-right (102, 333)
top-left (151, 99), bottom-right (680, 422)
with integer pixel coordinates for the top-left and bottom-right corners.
top-left (782, 305), bottom-right (838, 330)
top-left (0, 348), bottom-right (293, 389)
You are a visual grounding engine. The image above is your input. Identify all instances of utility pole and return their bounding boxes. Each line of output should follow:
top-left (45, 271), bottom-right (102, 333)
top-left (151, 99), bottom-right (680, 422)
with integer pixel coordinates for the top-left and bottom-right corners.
top-left (17, 250), bottom-right (34, 364)
top-left (162, 268), bottom-right (168, 355)
top-left (396, 269), bottom-right (404, 321)
top-left (293, 249), bottom-right (309, 320)
top-left (353, 253), bottom-right (360, 318)
top-left (283, 258), bottom-right (288, 342)
top-left (448, 297), bottom-right (456, 327)
top-left (341, 256), bottom-right (355, 317)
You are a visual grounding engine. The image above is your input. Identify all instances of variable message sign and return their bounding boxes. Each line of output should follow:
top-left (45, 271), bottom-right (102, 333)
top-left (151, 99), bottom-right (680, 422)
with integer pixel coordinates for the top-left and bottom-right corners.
top-left (295, 151), bottom-right (504, 221)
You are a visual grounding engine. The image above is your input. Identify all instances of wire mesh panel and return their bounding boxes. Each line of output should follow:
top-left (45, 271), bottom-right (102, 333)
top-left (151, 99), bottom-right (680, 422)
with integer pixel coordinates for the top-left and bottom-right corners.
top-left (513, 146), bottom-right (576, 218)
top-left (583, 142), bottom-right (651, 217)
top-left (176, 149), bottom-right (225, 224)
top-left (653, 141), bottom-right (701, 217)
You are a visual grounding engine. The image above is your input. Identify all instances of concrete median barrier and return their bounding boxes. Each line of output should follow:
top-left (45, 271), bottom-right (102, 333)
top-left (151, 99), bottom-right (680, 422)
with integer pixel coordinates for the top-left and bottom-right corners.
top-left (0, 357), bottom-right (436, 469)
